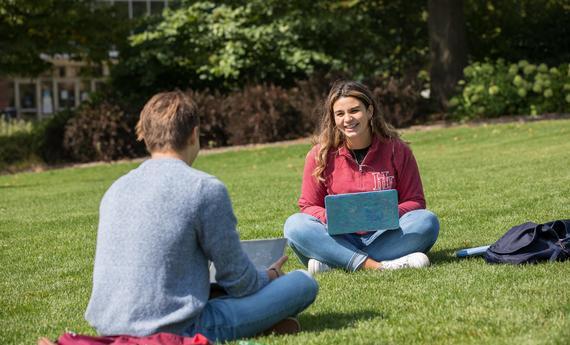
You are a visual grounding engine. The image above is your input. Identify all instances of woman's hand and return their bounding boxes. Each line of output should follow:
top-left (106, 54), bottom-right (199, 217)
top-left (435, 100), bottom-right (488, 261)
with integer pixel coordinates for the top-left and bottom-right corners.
top-left (267, 255), bottom-right (288, 281)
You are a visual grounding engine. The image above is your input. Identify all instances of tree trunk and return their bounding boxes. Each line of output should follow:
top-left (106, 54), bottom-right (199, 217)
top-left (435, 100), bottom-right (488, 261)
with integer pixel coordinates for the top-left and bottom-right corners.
top-left (428, 0), bottom-right (468, 111)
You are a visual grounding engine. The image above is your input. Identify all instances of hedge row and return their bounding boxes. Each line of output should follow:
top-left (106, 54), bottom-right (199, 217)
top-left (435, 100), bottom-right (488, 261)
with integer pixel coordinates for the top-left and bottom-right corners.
top-left (5, 59), bottom-right (570, 172)
top-left (62, 75), bottom-right (424, 162)
top-left (0, 75), bottom-right (429, 170)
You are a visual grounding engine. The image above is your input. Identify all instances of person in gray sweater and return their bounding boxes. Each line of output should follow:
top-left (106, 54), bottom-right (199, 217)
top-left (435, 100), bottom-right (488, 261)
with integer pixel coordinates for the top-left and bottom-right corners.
top-left (84, 90), bottom-right (318, 342)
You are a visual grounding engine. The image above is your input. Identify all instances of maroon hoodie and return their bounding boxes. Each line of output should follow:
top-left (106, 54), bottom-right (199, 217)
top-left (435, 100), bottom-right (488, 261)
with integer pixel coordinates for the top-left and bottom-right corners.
top-left (298, 136), bottom-right (426, 223)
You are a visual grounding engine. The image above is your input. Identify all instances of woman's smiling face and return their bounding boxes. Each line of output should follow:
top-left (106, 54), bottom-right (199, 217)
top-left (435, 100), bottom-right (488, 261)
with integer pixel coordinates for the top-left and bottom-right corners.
top-left (333, 96), bottom-right (372, 148)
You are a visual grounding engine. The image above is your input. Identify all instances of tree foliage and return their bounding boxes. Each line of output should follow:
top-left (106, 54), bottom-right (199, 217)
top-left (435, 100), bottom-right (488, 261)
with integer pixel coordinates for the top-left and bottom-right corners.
top-left (465, 0), bottom-right (570, 65)
top-left (115, 1), bottom-right (336, 94)
top-left (110, 0), bottom-right (570, 116)
top-left (0, 0), bottom-right (130, 77)
top-left (111, 0), bottom-right (429, 102)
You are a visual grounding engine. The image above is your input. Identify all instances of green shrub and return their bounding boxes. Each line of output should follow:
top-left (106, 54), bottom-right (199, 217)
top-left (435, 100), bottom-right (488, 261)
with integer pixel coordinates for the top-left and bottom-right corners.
top-left (0, 131), bottom-right (36, 172)
top-left (33, 110), bottom-right (76, 163)
top-left (0, 112), bottom-right (76, 172)
top-left (449, 60), bottom-right (570, 119)
top-left (0, 116), bottom-right (38, 172)
top-left (0, 116), bottom-right (34, 136)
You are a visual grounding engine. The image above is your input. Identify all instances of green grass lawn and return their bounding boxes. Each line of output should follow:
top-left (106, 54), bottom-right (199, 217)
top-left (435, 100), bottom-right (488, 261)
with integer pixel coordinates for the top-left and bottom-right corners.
top-left (1, 119), bottom-right (569, 345)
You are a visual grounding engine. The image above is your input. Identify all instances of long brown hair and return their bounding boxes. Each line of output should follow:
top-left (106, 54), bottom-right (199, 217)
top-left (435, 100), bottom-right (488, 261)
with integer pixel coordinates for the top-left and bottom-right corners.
top-left (312, 80), bottom-right (399, 181)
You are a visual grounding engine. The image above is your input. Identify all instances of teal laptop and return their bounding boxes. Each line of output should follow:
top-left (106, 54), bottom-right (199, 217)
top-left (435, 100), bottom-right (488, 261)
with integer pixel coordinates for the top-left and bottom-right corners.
top-left (325, 190), bottom-right (400, 235)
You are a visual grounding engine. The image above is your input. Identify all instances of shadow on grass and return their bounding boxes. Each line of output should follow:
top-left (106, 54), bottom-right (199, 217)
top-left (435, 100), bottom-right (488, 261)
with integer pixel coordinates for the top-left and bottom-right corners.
top-left (429, 247), bottom-right (489, 265)
top-left (300, 310), bottom-right (386, 332)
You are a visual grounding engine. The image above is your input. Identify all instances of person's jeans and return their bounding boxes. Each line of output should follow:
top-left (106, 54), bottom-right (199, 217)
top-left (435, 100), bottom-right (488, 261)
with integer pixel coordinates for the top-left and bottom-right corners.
top-left (184, 270), bottom-right (318, 342)
top-left (284, 209), bottom-right (440, 271)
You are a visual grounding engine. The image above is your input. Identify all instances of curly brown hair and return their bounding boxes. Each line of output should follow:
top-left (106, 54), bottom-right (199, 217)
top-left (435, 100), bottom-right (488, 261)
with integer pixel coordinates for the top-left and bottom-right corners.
top-left (312, 80), bottom-right (400, 181)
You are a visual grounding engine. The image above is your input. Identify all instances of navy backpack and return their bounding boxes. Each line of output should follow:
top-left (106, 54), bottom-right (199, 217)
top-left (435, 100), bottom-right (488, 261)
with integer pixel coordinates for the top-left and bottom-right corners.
top-left (484, 219), bottom-right (570, 264)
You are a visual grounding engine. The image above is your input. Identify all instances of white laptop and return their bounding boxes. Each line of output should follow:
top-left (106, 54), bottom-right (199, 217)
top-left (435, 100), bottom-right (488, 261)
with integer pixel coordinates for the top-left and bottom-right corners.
top-left (209, 238), bottom-right (288, 283)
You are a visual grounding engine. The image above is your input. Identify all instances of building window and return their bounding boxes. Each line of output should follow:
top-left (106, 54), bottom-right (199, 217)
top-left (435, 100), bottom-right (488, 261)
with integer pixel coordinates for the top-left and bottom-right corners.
top-left (41, 82), bottom-right (54, 115)
top-left (58, 81), bottom-right (76, 109)
top-left (80, 81), bottom-right (92, 102)
top-left (0, 80), bottom-right (16, 118)
top-left (19, 83), bottom-right (36, 110)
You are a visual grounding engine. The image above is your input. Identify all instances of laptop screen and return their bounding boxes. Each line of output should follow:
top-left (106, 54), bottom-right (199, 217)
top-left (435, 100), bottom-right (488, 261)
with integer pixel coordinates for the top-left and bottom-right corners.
top-left (325, 189), bottom-right (399, 235)
top-left (209, 238), bottom-right (287, 283)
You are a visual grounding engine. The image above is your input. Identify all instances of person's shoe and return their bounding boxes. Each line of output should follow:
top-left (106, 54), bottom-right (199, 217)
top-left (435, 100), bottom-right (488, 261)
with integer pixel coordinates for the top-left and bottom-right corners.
top-left (262, 317), bottom-right (301, 335)
top-left (379, 252), bottom-right (430, 270)
top-left (308, 259), bottom-right (331, 274)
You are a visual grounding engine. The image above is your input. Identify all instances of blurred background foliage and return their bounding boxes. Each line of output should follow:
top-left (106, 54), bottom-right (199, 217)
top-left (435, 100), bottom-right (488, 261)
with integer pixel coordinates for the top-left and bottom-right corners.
top-left (465, 0), bottom-right (570, 65)
top-left (111, 0), bottom-right (570, 113)
top-left (0, 0), bottom-right (130, 77)
top-left (0, 0), bottom-right (569, 171)
top-left (112, 0), bottom-right (430, 101)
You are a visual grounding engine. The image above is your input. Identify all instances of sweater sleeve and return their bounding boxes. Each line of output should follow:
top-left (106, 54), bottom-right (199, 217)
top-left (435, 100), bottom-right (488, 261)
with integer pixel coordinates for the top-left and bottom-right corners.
top-left (197, 179), bottom-right (269, 297)
top-left (396, 142), bottom-right (426, 216)
top-left (298, 147), bottom-right (328, 223)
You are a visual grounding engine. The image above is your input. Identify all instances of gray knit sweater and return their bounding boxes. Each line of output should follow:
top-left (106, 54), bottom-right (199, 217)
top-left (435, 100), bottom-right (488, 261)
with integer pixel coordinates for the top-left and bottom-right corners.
top-left (85, 158), bottom-right (269, 336)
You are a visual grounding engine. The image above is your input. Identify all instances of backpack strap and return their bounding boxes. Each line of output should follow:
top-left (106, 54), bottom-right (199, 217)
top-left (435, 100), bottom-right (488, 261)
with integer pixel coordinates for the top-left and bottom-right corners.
top-left (558, 236), bottom-right (570, 251)
top-left (549, 246), bottom-right (562, 261)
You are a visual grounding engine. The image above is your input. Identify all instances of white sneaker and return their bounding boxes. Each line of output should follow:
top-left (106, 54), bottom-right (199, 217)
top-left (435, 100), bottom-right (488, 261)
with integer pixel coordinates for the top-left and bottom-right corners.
top-left (308, 259), bottom-right (331, 274)
top-left (380, 252), bottom-right (430, 270)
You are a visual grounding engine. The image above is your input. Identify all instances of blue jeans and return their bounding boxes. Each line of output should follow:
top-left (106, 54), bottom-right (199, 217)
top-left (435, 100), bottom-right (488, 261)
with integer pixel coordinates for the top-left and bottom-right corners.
top-left (284, 209), bottom-right (440, 271)
top-left (185, 270), bottom-right (318, 342)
